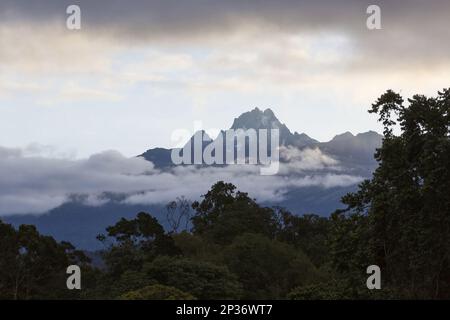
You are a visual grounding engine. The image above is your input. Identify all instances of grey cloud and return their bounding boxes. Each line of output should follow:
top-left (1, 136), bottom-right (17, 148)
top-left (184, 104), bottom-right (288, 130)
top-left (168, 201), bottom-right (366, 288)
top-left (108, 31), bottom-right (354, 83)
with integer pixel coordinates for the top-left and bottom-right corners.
top-left (279, 146), bottom-right (340, 172)
top-left (1, 1), bottom-right (449, 68)
top-left (0, 145), bottom-right (362, 216)
top-left (0, 1), bottom-right (441, 31)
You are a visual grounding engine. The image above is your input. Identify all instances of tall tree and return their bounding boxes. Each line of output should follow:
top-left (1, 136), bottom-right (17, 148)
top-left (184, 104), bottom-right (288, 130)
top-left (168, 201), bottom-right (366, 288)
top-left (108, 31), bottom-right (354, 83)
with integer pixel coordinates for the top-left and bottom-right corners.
top-left (0, 220), bottom-right (89, 299)
top-left (330, 89), bottom-right (450, 298)
top-left (97, 212), bottom-right (180, 277)
top-left (191, 181), bottom-right (280, 244)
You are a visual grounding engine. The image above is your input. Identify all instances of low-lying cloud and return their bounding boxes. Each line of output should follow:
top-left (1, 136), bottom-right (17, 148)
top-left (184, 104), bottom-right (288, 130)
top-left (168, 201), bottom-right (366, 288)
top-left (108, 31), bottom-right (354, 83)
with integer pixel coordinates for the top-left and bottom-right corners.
top-left (0, 145), bottom-right (363, 216)
top-left (279, 146), bottom-right (340, 172)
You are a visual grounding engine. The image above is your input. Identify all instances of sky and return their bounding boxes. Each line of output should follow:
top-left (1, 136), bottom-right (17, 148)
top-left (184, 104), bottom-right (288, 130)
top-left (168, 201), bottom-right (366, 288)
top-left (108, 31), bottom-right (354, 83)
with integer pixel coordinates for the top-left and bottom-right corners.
top-left (1, 0), bottom-right (449, 158)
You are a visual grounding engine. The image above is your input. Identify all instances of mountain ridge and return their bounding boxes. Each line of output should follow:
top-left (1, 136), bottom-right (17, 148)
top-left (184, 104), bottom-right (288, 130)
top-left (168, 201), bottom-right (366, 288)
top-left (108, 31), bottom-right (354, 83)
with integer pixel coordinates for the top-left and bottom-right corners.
top-left (140, 107), bottom-right (382, 168)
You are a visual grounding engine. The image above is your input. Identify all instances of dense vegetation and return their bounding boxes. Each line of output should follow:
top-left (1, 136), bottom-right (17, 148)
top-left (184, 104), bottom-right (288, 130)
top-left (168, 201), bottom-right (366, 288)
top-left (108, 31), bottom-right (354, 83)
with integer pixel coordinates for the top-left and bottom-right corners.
top-left (1, 89), bottom-right (449, 299)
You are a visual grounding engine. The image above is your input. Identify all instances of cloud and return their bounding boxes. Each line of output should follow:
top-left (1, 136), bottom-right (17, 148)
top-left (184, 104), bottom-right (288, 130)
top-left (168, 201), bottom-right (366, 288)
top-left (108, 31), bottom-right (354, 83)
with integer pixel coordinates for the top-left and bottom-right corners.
top-left (2, 0), bottom-right (450, 65)
top-left (0, 147), bottom-right (156, 215)
top-left (21, 143), bottom-right (77, 159)
top-left (0, 145), bottom-right (362, 216)
top-left (279, 146), bottom-right (339, 172)
top-left (2, 0), bottom-right (449, 113)
top-left (58, 83), bottom-right (123, 102)
top-left (2, 1), bottom-right (450, 78)
top-left (0, 23), bottom-right (116, 75)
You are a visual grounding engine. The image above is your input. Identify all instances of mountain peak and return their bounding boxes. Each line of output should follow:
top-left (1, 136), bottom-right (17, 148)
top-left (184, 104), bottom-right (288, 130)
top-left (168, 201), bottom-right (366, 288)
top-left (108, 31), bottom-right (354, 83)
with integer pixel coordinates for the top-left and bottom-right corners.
top-left (231, 107), bottom-right (283, 130)
top-left (356, 130), bottom-right (381, 138)
top-left (331, 131), bottom-right (355, 141)
top-left (330, 130), bottom-right (382, 143)
top-left (230, 108), bottom-right (318, 147)
top-left (263, 108), bottom-right (275, 116)
top-left (140, 109), bottom-right (381, 168)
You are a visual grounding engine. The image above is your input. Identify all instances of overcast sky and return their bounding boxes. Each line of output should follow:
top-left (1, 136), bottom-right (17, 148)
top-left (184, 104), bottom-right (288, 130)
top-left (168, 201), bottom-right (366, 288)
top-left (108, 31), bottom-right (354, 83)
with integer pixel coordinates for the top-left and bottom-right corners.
top-left (1, 0), bottom-right (450, 158)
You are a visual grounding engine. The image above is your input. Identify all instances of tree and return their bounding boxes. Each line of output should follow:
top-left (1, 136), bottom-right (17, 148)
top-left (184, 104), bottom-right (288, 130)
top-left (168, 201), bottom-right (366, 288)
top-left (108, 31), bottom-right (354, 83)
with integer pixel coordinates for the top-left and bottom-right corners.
top-left (330, 89), bottom-right (450, 299)
top-left (0, 220), bottom-right (90, 299)
top-left (143, 256), bottom-right (242, 299)
top-left (97, 212), bottom-right (181, 277)
top-left (166, 196), bottom-right (193, 233)
top-left (223, 233), bottom-right (321, 299)
top-left (276, 209), bottom-right (331, 267)
top-left (192, 181), bottom-right (280, 244)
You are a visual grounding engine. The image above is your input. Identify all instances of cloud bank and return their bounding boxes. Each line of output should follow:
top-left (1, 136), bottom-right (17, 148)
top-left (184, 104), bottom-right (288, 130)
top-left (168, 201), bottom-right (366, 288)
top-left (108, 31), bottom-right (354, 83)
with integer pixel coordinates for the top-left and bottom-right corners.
top-left (0, 146), bottom-right (362, 216)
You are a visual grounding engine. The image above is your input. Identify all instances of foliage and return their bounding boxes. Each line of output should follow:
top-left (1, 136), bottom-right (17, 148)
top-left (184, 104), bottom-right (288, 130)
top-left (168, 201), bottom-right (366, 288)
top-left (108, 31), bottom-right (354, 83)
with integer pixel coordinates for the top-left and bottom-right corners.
top-left (330, 89), bottom-right (450, 299)
top-left (97, 212), bottom-right (181, 278)
top-left (191, 181), bottom-right (280, 244)
top-left (276, 210), bottom-right (331, 267)
top-left (143, 256), bottom-right (242, 299)
top-left (121, 284), bottom-right (195, 300)
top-left (223, 233), bottom-right (321, 299)
top-left (288, 281), bottom-right (351, 300)
top-left (0, 220), bottom-right (90, 299)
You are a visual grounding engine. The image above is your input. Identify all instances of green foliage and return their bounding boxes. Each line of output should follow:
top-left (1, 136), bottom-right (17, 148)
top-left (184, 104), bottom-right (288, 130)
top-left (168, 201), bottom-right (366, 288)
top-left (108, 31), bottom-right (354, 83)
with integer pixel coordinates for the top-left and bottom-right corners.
top-left (328, 210), bottom-right (372, 295)
top-left (288, 281), bottom-right (352, 300)
top-left (277, 210), bottom-right (331, 267)
top-left (0, 220), bottom-right (90, 300)
top-left (83, 269), bottom-right (157, 299)
top-left (192, 181), bottom-right (280, 244)
top-left (97, 212), bottom-right (181, 278)
top-left (331, 88), bottom-right (450, 299)
top-left (171, 231), bottom-right (223, 264)
top-left (223, 233), bottom-right (321, 299)
top-left (121, 284), bottom-right (195, 300)
top-left (143, 256), bottom-right (242, 299)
